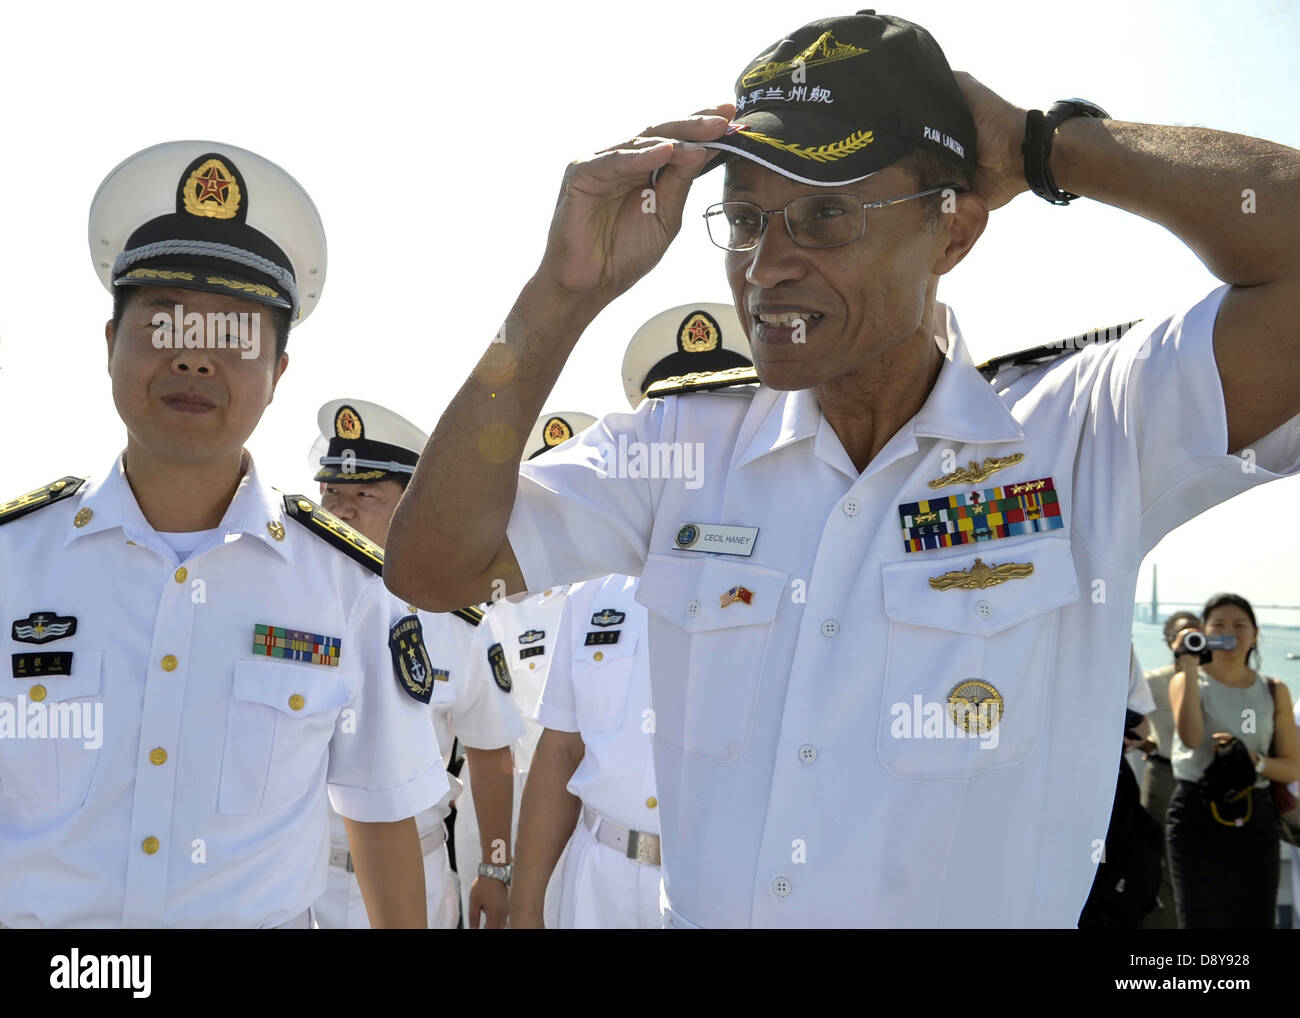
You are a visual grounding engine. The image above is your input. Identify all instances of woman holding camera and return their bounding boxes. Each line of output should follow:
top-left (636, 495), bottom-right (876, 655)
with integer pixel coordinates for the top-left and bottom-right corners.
top-left (1167, 593), bottom-right (1299, 928)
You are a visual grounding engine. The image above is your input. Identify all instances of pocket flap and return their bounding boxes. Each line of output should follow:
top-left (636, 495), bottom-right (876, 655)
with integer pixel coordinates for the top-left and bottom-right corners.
top-left (232, 659), bottom-right (353, 717)
top-left (882, 537), bottom-right (1079, 637)
top-left (636, 553), bottom-right (787, 633)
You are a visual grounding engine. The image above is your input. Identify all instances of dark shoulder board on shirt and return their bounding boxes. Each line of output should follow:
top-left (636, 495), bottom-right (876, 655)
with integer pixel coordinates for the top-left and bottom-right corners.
top-left (0, 476), bottom-right (86, 527)
top-left (644, 365), bottom-right (759, 400)
top-left (282, 493), bottom-right (384, 575)
top-left (975, 320), bottom-right (1142, 382)
top-left (452, 604), bottom-right (484, 627)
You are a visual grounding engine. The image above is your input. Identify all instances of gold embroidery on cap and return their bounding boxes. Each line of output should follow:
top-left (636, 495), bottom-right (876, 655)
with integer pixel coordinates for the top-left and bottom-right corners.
top-left (183, 158), bottom-right (242, 220)
top-left (742, 129), bottom-right (874, 164)
top-left (205, 276), bottom-right (279, 300)
top-left (741, 31), bottom-right (869, 88)
top-left (929, 557), bottom-right (1034, 591)
top-left (927, 453), bottom-right (1025, 490)
top-left (124, 268), bottom-right (196, 282)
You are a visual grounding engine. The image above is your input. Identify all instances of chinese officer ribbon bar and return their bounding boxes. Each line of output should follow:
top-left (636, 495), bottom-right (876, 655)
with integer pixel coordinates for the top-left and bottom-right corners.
top-left (252, 623), bottom-right (341, 666)
top-left (897, 476), bottom-right (1063, 553)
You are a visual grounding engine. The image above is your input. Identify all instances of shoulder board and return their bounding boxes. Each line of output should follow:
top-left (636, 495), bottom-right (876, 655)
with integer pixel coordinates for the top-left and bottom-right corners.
top-left (976, 321), bottom-right (1142, 380)
top-left (452, 604), bottom-right (484, 627)
top-left (0, 476), bottom-right (86, 527)
top-left (282, 493), bottom-right (385, 576)
top-left (645, 365), bottom-right (759, 400)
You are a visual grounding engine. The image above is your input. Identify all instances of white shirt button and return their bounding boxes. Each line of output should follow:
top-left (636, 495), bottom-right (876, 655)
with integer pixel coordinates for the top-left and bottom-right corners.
top-left (798, 744), bottom-right (818, 764)
top-left (842, 497), bottom-right (860, 517)
top-left (686, 599), bottom-right (701, 618)
top-left (821, 618), bottom-right (840, 638)
top-left (772, 876), bottom-right (792, 898)
top-left (974, 599), bottom-right (994, 620)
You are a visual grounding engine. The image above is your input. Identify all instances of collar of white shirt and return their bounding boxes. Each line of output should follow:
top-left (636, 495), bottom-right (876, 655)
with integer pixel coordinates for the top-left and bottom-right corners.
top-left (733, 303), bottom-right (1026, 477)
top-left (64, 451), bottom-right (294, 564)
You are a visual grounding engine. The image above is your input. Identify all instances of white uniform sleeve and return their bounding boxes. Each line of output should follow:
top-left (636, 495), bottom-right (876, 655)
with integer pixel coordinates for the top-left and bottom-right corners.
top-left (506, 401), bottom-right (672, 593)
top-left (327, 577), bottom-right (448, 822)
top-left (443, 614), bottom-right (525, 750)
top-left (1127, 646), bottom-right (1156, 715)
top-left (534, 583), bottom-right (581, 733)
top-left (1087, 285), bottom-right (1300, 557)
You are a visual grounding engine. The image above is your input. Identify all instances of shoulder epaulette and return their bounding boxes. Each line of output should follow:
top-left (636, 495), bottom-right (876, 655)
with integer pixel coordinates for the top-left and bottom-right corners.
top-left (0, 476), bottom-right (86, 527)
top-left (976, 321), bottom-right (1142, 380)
top-left (453, 604), bottom-right (485, 627)
top-left (645, 365), bottom-right (759, 400)
top-left (282, 493), bottom-right (384, 576)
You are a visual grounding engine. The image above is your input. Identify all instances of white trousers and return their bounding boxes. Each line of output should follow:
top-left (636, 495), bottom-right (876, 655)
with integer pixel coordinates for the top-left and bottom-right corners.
top-left (556, 817), bottom-right (662, 929)
top-left (314, 842), bottom-right (458, 930)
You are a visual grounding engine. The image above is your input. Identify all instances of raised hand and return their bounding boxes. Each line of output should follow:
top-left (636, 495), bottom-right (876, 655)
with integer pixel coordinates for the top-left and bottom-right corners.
top-left (535, 105), bottom-right (735, 304)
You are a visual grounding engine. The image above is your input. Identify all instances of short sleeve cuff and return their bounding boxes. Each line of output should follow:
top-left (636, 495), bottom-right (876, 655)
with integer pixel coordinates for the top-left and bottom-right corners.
top-left (457, 713), bottom-right (526, 751)
top-left (535, 701), bottom-right (579, 732)
top-left (506, 483), bottom-right (558, 593)
top-left (328, 761), bottom-right (449, 824)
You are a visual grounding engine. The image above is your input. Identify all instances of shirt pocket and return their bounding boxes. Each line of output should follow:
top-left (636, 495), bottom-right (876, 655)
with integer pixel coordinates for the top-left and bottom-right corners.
top-left (636, 553), bottom-right (787, 762)
top-left (570, 629), bottom-right (640, 732)
top-left (0, 651), bottom-right (104, 808)
top-left (218, 660), bottom-right (354, 815)
top-left (875, 537), bottom-right (1079, 778)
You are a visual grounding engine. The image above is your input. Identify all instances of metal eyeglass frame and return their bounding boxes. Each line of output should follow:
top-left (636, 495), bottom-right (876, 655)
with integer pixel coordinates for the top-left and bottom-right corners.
top-left (703, 186), bottom-right (956, 251)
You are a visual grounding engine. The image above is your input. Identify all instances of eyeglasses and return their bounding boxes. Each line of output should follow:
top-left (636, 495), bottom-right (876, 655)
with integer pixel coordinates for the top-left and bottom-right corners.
top-left (702, 187), bottom-right (955, 252)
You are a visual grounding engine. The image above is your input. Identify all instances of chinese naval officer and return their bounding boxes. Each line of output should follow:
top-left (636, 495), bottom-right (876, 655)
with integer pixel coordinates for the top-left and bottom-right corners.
top-left (0, 142), bottom-right (444, 927)
top-left (456, 409), bottom-right (593, 927)
top-left (308, 398), bottom-right (523, 929)
top-left (387, 9), bottom-right (1300, 928)
top-left (512, 302), bottom-right (753, 928)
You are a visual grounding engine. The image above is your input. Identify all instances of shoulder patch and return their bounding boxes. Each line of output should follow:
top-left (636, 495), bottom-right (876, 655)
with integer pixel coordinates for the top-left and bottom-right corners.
top-left (487, 641), bottom-right (512, 693)
top-left (0, 477), bottom-right (85, 527)
top-left (645, 365), bottom-right (759, 400)
top-left (389, 614), bottom-right (434, 703)
top-left (453, 604), bottom-right (484, 627)
top-left (282, 493), bottom-right (384, 575)
top-left (976, 321), bottom-right (1141, 381)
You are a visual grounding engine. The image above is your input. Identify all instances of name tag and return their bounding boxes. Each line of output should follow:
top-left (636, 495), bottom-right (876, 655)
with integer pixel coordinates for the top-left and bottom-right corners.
top-left (673, 522), bottom-right (759, 557)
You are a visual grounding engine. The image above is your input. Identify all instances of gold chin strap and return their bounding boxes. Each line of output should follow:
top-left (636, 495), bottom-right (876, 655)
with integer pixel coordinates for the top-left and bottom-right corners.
top-left (1209, 788), bottom-right (1253, 828)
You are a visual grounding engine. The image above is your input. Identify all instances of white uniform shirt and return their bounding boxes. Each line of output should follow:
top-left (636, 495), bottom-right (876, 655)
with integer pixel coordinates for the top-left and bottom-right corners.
top-left (504, 286), bottom-right (1300, 928)
top-left (327, 604), bottom-right (524, 849)
top-left (535, 575), bottom-right (658, 835)
top-left (481, 587), bottom-right (569, 773)
top-left (0, 455), bottom-right (446, 928)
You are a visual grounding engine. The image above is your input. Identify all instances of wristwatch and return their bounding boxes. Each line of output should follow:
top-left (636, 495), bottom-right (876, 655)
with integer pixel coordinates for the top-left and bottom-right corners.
top-left (1022, 99), bottom-right (1110, 205)
top-left (1255, 753), bottom-right (1266, 774)
top-left (478, 862), bottom-right (512, 886)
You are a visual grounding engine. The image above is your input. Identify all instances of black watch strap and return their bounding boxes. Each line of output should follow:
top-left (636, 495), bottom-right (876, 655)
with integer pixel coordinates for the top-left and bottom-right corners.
top-left (1022, 99), bottom-right (1109, 205)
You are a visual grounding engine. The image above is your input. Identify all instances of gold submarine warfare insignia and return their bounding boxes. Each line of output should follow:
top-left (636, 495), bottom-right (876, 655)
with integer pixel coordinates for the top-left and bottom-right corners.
top-left (927, 453), bottom-right (1025, 490)
top-left (928, 557), bottom-right (1034, 592)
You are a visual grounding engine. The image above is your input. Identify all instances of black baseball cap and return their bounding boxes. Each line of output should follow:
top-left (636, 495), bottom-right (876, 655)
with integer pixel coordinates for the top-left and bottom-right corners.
top-left (700, 11), bottom-right (975, 187)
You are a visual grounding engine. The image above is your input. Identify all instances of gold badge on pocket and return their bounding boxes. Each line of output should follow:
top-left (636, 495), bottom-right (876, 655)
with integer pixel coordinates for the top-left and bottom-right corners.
top-left (929, 557), bottom-right (1033, 591)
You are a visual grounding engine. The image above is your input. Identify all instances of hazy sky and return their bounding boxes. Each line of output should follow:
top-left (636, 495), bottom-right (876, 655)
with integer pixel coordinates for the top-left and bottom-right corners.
top-left (2, 0), bottom-right (1297, 620)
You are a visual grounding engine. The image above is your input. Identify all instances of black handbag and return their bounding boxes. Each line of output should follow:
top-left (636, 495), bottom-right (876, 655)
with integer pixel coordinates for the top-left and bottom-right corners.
top-left (1200, 737), bottom-right (1257, 827)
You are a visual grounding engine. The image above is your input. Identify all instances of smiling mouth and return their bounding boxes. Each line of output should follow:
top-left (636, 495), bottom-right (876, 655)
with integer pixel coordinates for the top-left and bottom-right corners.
top-left (754, 311), bottom-right (824, 326)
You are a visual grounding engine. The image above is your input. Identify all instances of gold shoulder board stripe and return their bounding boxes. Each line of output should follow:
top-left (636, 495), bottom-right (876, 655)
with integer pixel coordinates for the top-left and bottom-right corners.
top-left (645, 365), bottom-right (759, 400)
top-left (976, 321), bottom-right (1142, 379)
top-left (0, 476), bottom-right (86, 526)
top-left (282, 493), bottom-right (385, 576)
top-left (453, 605), bottom-right (484, 627)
